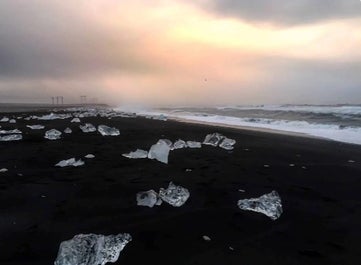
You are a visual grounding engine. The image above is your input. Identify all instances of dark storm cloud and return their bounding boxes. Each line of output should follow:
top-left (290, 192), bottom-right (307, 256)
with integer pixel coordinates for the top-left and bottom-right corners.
top-left (195, 0), bottom-right (361, 25)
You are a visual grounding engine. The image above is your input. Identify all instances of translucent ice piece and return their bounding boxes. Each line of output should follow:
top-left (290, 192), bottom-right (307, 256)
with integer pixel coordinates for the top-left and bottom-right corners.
top-left (98, 125), bottom-right (120, 136)
top-left (45, 129), bottom-right (62, 140)
top-left (159, 182), bottom-right (190, 207)
top-left (64, 127), bottom-right (72, 134)
top-left (219, 137), bottom-right (236, 150)
top-left (186, 141), bottom-right (202, 148)
top-left (122, 149), bottom-right (148, 159)
top-left (0, 168), bottom-right (8, 173)
top-left (237, 190), bottom-right (283, 220)
top-left (203, 133), bottom-right (224, 146)
top-left (80, 123), bottom-right (96, 133)
top-left (85, 154), bottom-right (95, 159)
top-left (172, 139), bottom-right (187, 150)
top-left (0, 129), bottom-right (22, 134)
top-left (0, 134), bottom-right (22, 141)
top-left (136, 190), bottom-right (161, 208)
top-left (37, 113), bottom-right (72, 120)
top-left (9, 119), bottom-right (16, 123)
top-left (148, 140), bottom-right (171, 164)
top-left (54, 233), bottom-right (132, 265)
top-left (0, 117), bottom-right (9, 122)
top-left (71, 118), bottom-right (81, 123)
top-left (55, 158), bottom-right (85, 167)
top-left (26, 125), bottom-right (45, 130)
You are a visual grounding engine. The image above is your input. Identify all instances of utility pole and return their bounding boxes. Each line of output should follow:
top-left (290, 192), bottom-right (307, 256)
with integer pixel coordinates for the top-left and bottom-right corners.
top-left (52, 97), bottom-right (55, 105)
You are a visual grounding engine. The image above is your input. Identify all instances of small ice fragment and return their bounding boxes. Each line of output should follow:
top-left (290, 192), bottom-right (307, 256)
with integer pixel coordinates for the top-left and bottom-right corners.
top-left (41, 195), bottom-right (46, 198)
top-left (302, 166), bottom-right (307, 169)
top-left (0, 129), bottom-right (22, 134)
top-left (0, 117), bottom-right (9, 122)
top-left (26, 125), bottom-right (45, 130)
top-left (348, 160), bottom-right (355, 163)
top-left (148, 140), bottom-right (171, 164)
top-left (264, 165), bottom-right (270, 168)
top-left (85, 154), bottom-right (95, 159)
top-left (36, 113), bottom-right (72, 120)
top-left (159, 182), bottom-right (190, 207)
top-left (219, 137), bottom-right (236, 150)
top-left (98, 125), bottom-right (120, 136)
top-left (80, 123), bottom-right (96, 133)
top-left (202, 235), bottom-right (211, 241)
top-left (45, 129), bottom-right (62, 140)
top-left (238, 189), bottom-right (245, 192)
top-left (289, 164), bottom-right (295, 167)
top-left (186, 141), bottom-right (202, 148)
top-left (0, 134), bottom-right (22, 141)
top-left (172, 139), bottom-right (187, 150)
top-left (54, 233), bottom-right (132, 265)
top-left (185, 168), bottom-right (192, 172)
top-left (203, 133), bottom-right (224, 146)
top-left (122, 149), bottom-right (148, 159)
top-left (237, 190), bottom-right (283, 220)
top-left (9, 119), bottom-right (16, 123)
top-left (159, 139), bottom-right (172, 147)
top-left (0, 168), bottom-right (8, 173)
top-left (244, 148), bottom-right (249, 151)
top-left (71, 118), bottom-right (81, 123)
top-left (64, 127), bottom-right (72, 134)
top-left (136, 190), bottom-right (160, 208)
top-left (55, 158), bottom-right (84, 167)
top-left (229, 246), bottom-right (234, 251)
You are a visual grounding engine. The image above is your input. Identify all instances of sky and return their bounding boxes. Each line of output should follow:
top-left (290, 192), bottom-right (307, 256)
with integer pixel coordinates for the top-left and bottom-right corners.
top-left (0, 0), bottom-right (360, 106)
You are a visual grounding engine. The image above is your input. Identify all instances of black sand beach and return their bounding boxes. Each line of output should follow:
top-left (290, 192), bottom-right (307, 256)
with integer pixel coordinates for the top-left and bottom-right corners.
top-left (1, 111), bottom-right (361, 265)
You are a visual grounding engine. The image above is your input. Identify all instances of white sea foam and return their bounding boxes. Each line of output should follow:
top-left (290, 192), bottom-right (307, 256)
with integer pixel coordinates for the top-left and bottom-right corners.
top-left (116, 107), bottom-right (361, 145)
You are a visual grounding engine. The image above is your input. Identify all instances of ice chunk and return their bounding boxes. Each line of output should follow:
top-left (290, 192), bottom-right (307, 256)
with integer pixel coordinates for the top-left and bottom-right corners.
top-left (0, 168), bottom-right (8, 173)
top-left (186, 141), bottom-right (202, 148)
top-left (0, 117), bottom-right (9, 122)
top-left (0, 129), bottom-right (22, 134)
top-left (45, 129), bottom-right (62, 140)
top-left (80, 123), bottom-right (96, 133)
top-left (159, 139), bottom-right (172, 147)
top-left (26, 125), bottom-right (45, 130)
top-left (172, 139), bottom-right (187, 150)
top-left (203, 133), bottom-right (224, 146)
top-left (122, 149), bottom-right (148, 159)
top-left (71, 118), bottom-right (81, 123)
top-left (136, 190), bottom-right (161, 208)
top-left (0, 134), bottom-right (22, 141)
top-left (85, 154), bottom-right (95, 159)
top-left (148, 140), bottom-right (171, 164)
top-left (237, 190), bottom-right (283, 220)
top-left (219, 137), bottom-right (236, 150)
top-left (64, 127), bottom-right (72, 134)
top-left (55, 158), bottom-right (85, 167)
top-left (9, 119), bottom-right (16, 123)
top-left (54, 233), bottom-right (132, 265)
top-left (98, 125), bottom-right (120, 136)
top-left (202, 235), bottom-right (211, 241)
top-left (159, 182), bottom-right (190, 207)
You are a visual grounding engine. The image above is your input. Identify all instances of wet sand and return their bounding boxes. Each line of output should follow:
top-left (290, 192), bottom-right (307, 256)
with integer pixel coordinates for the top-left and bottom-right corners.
top-left (0, 111), bottom-right (361, 265)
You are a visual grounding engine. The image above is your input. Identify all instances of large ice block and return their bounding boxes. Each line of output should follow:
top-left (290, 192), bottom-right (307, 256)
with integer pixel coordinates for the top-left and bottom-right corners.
top-left (122, 149), bottom-right (148, 159)
top-left (186, 141), bottom-right (202, 148)
top-left (203, 133), bottom-right (224, 146)
top-left (219, 137), bottom-right (236, 150)
top-left (172, 139), bottom-right (187, 150)
top-left (55, 158), bottom-right (85, 167)
top-left (80, 123), bottom-right (96, 133)
top-left (54, 233), bottom-right (132, 265)
top-left (159, 182), bottom-right (190, 207)
top-left (98, 125), bottom-right (120, 136)
top-left (237, 190), bottom-right (283, 220)
top-left (136, 190), bottom-right (162, 208)
top-left (148, 139), bottom-right (172, 164)
top-left (0, 134), bottom-right (22, 141)
top-left (45, 129), bottom-right (62, 140)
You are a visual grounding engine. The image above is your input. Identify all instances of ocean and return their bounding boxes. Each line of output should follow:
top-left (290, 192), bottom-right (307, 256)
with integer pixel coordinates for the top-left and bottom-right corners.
top-left (119, 105), bottom-right (361, 145)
